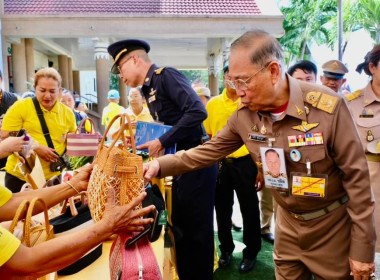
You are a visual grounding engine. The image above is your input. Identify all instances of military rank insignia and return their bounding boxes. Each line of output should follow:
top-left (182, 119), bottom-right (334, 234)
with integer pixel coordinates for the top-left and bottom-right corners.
top-left (288, 132), bottom-right (323, 147)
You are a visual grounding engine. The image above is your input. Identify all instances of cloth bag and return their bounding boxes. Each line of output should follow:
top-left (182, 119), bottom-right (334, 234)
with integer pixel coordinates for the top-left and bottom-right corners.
top-left (8, 197), bottom-right (56, 280)
top-left (87, 113), bottom-right (145, 222)
top-left (66, 117), bottom-right (100, 156)
top-left (109, 234), bottom-right (162, 280)
top-left (49, 198), bottom-right (103, 275)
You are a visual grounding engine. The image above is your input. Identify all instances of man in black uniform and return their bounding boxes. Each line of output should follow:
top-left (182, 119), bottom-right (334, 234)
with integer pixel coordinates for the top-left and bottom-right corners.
top-left (0, 70), bottom-right (19, 168)
top-left (108, 39), bottom-right (218, 280)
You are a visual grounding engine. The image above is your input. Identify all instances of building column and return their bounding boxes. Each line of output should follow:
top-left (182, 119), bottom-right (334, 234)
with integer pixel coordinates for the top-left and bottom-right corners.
top-left (94, 40), bottom-right (109, 121)
top-left (68, 57), bottom-right (73, 91)
top-left (25, 38), bottom-right (35, 87)
top-left (73, 70), bottom-right (80, 93)
top-left (2, 35), bottom-right (11, 92)
top-left (222, 38), bottom-right (231, 69)
top-left (58, 55), bottom-right (69, 89)
top-left (119, 77), bottom-right (127, 108)
top-left (207, 53), bottom-right (220, 96)
top-left (11, 38), bottom-right (27, 94)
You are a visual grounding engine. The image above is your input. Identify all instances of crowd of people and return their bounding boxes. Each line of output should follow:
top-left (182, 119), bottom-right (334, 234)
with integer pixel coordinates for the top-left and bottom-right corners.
top-left (0, 29), bottom-right (379, 280)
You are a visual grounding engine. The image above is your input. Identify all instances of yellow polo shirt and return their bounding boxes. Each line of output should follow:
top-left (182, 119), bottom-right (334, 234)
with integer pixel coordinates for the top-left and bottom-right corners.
top-left (101, 102), bottom-right (125, 127)
top-left (0, 185), bottom-right (21, 266)
top-left (204, 89), bottom-right (249, 158)
top-left (3, 98), bottom-right (76, 181)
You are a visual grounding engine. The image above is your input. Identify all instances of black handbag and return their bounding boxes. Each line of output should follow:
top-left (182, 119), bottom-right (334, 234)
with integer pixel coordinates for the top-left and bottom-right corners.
top-left (49, 200), bottom-right (103, 275)
top-left (125, 183), bottom-right (166, 247)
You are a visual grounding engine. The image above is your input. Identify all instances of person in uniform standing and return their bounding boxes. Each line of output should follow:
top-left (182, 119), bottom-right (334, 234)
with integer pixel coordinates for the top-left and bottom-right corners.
top-left (346, 44), bottom-right (380, 253)
top-left (143, 30), bottom-right (376, 279)
top-left (204, 64), bottom-right (261, 272)
top-left (107, 39), bottom-right (218, 280)
top-left (320, 59), bottom-right (349, 93)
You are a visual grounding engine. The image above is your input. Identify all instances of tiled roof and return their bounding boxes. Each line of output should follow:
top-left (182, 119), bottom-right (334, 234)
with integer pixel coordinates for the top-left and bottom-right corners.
top-left (4, 0), bottom-right (261, 16)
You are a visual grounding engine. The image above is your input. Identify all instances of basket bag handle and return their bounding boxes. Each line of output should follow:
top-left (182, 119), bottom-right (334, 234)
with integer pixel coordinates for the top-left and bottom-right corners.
top-left (23, 197), bottom-right (52, 247)
top-left (76, 117), bottom-right (97, 134)
top-left (8, 200), bottom-right (30, 234)
top-left (99, 113), bottom-right (136, 154)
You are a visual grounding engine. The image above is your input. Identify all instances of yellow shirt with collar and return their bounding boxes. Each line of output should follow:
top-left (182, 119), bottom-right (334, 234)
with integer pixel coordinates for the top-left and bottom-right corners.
top-left (2, 98), bottom-right (76, 181)
top-left (0, 185), bottom-right (21, 266)
top-left (101, 102), bottom-right (125, 127)
top-left (204, 88), bottom-right (249, 158)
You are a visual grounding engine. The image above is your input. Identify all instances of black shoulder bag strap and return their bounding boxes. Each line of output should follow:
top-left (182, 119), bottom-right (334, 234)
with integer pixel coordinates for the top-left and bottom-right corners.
top-left (32, 96), bottom-right (55, 150)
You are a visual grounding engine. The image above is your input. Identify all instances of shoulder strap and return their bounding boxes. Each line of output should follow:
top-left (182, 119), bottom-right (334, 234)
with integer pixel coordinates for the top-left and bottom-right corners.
top-left (32, 97), bottom-right (55, 150)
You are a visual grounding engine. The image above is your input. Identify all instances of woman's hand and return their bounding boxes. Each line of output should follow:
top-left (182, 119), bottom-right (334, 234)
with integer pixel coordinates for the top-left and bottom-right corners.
top-left (0, 136), bottom-right (29, 156)
top-left (34, 145), bottom-right (59, 162)
top-left (68, 163), bottom-right (94, 193)
top-left (101, 187), bottom-right (155, 234)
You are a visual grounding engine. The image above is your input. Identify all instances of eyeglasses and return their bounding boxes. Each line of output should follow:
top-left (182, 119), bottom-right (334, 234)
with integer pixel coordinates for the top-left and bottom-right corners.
top-left (226, 62), bottom-right (271, 90)
top-left (117, 56), bottom-right (133, 73)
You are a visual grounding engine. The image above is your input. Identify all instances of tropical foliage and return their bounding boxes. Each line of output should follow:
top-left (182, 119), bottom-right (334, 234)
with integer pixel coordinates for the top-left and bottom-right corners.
top-left (278, 0), bottom-right (379, 66)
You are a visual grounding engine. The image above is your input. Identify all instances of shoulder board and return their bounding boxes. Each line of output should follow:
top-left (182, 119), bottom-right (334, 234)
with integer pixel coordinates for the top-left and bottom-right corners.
top-left (344, 90), bottom-right (361, 102)
top-left (305, 91), bottom-right (338, 114)
top-left (154, 67), bottom-right (165, 75)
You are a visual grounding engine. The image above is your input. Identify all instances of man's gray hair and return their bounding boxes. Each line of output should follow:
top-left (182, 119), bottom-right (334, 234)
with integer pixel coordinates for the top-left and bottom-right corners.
top-left (231, 30), bottom-right (284, 68)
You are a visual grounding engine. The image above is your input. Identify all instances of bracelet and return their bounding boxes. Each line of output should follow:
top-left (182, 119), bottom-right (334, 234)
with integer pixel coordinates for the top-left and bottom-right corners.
top-left (65, 181), bottom-right (80, 194)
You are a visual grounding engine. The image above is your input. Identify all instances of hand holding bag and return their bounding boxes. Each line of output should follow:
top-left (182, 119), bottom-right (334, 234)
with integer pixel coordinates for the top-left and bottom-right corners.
top-left (66, 117), bottom-right (100, 157)
top-left (49, 197), bottom-right (103, 275)
top-left (87, 113), bottom-right (145, 222)
top-left (8, 197), bottom-right (56, 280)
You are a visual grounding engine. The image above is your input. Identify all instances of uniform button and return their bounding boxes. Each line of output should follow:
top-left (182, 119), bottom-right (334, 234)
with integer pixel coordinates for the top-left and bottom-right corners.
top-left (275, 132), bottom-right (280, 137)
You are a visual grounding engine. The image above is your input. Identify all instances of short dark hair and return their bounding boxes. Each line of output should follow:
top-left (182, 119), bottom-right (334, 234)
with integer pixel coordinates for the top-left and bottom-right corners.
top-left (265, 149), bottom-right (279, 158)
top-left (288, 60), bottom-right (317, 77)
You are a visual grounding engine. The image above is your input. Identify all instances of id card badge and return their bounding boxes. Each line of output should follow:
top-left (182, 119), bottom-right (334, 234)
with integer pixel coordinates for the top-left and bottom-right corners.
top-left (260, 147), bottom-right (288, 191)
top-left (290, 172), bottom-right (328, 199)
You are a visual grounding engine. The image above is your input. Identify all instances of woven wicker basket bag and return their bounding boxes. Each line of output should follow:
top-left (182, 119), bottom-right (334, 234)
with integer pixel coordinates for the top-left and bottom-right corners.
top-left (87, 113), bottom-right (144, 222)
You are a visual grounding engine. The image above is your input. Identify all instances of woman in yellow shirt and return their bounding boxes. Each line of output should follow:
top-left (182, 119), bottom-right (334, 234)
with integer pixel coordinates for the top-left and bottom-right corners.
top-left (1, 68), bottom-right (77, 192)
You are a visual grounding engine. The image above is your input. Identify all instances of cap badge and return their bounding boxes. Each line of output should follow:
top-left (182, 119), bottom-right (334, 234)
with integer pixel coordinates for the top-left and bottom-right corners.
top-left (331, 61), bottom-right (339, 70)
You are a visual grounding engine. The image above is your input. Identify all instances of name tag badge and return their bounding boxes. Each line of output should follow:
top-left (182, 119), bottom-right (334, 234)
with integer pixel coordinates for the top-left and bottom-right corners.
top-left (248, 133), bottom-right (267, 142)
top-left (259, 147), bottom-right (288, 191)
top-left (290, 172), bottom-right (328, 199)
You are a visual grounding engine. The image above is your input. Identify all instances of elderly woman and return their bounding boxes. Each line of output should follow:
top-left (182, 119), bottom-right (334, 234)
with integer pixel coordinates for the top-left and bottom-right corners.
top-left (1, 67), bottom-right (77, 193)
top-left (346, 44), bottom-right (380, 252)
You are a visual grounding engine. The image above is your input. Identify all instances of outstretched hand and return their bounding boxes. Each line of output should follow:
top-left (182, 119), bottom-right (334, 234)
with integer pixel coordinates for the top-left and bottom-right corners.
top-left (69, 163), bottom-right (94, 193)
top-left (143, 160), bottom-right (161, 183)
top-left (102, 187), bottom-right (155, 234)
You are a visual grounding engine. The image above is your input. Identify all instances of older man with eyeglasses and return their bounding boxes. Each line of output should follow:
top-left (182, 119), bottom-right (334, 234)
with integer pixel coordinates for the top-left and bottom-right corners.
top-left (144, 30), bottom-right (376, 279)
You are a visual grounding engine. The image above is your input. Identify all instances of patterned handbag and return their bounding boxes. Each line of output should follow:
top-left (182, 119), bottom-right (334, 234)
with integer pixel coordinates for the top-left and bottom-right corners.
top-left (109, 233), bottom-right (162, 280)
top-left (66, 117), bottom-right (100, 156)
top-left (87, 113), bottom-right (145, 222)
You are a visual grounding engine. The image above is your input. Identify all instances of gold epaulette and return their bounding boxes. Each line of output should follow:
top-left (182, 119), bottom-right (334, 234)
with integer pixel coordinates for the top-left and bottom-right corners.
top-left (305, 91), bottom-right (338, 114)
top-left (154, 67), bottom-right (165, 74)
top-left (344, 90), bottom-right (361, 102)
